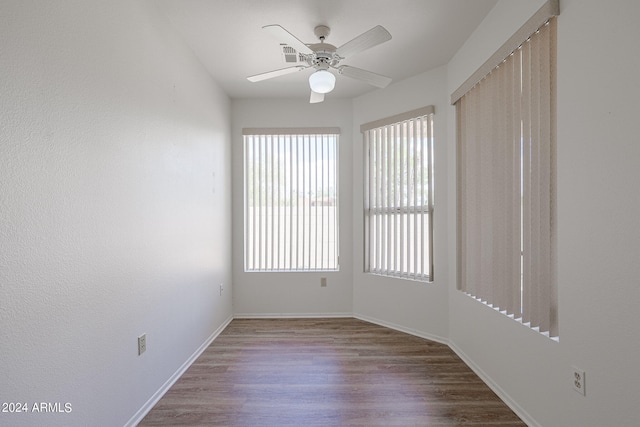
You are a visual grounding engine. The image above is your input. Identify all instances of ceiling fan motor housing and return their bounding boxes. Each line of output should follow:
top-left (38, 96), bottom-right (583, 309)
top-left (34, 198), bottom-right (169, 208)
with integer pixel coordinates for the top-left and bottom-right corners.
top-left (248, 23), bottom-right (393, 102)
top-left (305, 25), bottom-right (340, 68)
top-left (307, 44), bottom-right (339, 69)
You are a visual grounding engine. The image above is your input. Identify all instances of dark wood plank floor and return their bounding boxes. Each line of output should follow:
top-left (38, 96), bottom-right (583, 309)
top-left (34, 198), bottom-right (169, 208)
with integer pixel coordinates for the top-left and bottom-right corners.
top-left (139, 318), bottom-right (525, 426)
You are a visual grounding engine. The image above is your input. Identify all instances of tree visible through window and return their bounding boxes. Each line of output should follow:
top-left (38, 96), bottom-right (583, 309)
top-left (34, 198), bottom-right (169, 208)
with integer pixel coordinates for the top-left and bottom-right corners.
top-left (243, 128), bottom-right (339, 272)
top-left (362, 106), bottom-right (434, 282)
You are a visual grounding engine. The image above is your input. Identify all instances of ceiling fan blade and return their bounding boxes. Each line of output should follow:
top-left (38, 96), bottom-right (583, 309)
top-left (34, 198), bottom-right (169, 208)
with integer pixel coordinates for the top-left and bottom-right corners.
top-left (263, 24), bottom-right (314, 55)
top-left (310, 90), bottom-right (325, 104)
top-left (247, 65), bottom-right (307, 82)
top-left (335, 25), bottom-right (391, 58)
top-left (337, 65), bottom-right (392, 88)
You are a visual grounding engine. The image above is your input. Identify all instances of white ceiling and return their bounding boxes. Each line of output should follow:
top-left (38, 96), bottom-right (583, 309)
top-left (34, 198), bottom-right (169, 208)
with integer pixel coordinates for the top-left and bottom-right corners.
top-left (157, 0), bottom-right (497, 100)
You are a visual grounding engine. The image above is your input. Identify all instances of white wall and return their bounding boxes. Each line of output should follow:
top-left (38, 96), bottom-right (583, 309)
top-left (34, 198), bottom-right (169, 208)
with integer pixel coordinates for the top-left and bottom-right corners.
top-left (447, 1), bottom-right (640, 426)
top-left (231, 98), bottom-right (354, 316)
top-left (4, 1), bottom-right (639, 426)
top-left (351, 66), bottom-right (450, 343)
top-left (0, 1), bottom-right (232, 426)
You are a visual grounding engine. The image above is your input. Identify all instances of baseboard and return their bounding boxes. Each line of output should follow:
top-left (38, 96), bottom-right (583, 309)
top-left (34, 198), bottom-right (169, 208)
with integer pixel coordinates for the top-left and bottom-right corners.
top-left (448, 341), bottom-right (539, 427)
top-left (353, 314), bottom-right (538, 426)
top-left (351, 314), bottom-right (537, 425)
top-left (125, 313), bottom-right (537, 427)
top-left (124, 314), bottom-right (233, 427)
top-left (233, 312), bottom-right (353, 319)
top-left (353, 313), bottom-right (449, 346)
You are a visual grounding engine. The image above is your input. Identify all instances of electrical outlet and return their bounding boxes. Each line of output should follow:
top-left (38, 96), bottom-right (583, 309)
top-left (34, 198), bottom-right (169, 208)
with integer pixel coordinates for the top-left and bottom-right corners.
top-left (572, 366), bottom-right (585, 395)
top-left (219, 283), bottom-right (224, 296)
top-left (320, 277), bottom-right (327, 287)
top-left (138, 334), bottom-right (146, 356)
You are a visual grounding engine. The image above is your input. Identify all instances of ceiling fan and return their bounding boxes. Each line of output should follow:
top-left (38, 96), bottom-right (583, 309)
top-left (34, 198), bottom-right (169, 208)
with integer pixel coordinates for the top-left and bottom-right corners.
top-left (247, 24), bottom-right (392, 103)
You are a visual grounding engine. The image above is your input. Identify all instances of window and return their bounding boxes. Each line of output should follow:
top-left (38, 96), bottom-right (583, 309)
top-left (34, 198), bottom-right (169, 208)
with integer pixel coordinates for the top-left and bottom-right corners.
top-left (362, 106), bottom-right (434, 282)
top-left (452, 4), bottom-right (558, 337)
top-left (243, 128), bottom-right (339, 272)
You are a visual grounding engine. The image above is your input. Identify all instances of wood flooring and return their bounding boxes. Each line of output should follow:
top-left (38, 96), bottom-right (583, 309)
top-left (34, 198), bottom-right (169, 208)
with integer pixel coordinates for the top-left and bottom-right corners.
top-left (139, 318), bottom-right (526, 427)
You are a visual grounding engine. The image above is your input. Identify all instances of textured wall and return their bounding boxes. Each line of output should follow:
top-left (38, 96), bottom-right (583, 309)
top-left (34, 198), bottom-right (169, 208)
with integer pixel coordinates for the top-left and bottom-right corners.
top-left (351, 66), bottom-right (451, 343)
top-left (231, 98), bottom-right (354, 317)
top-left (446, 1), bottom-right (640, 426)
top-left (0, 1), bottom-right (232, 426)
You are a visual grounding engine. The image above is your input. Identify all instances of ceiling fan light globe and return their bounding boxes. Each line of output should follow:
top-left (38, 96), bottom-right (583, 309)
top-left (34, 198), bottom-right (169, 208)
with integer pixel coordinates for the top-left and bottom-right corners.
top-left (309, 70), bottom-right (336, 94)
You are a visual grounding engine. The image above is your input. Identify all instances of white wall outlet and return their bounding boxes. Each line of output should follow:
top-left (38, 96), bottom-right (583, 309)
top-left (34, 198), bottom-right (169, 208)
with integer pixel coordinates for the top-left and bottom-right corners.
top-left (138, 334), bottom-right (146, 356)
top-left (320, 277), bottom-right (327, 287)
top-left (572, 366), bottom-right (586, 395)
top-left (219, 283), bottom-right (224, 295)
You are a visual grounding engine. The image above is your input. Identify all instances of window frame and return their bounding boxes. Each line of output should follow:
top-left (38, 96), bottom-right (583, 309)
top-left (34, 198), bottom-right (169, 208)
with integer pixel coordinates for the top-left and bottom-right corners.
top-left (242, 127), bottom-right (340, 272)
top-left (362, 106), bottom-right (435, 282)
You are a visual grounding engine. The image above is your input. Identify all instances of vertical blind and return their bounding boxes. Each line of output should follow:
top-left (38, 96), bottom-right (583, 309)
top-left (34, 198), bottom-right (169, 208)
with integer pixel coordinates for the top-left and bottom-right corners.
top-left (362, 106), bottom-right (434, 282)
top-left (243, 128), bottom-right (339, 272)
top-left (455, 16), bottom-right (557, 337)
